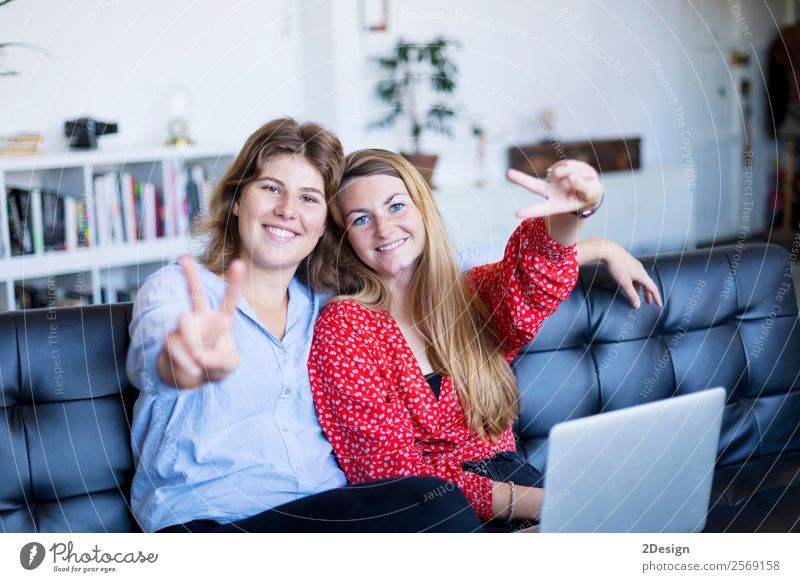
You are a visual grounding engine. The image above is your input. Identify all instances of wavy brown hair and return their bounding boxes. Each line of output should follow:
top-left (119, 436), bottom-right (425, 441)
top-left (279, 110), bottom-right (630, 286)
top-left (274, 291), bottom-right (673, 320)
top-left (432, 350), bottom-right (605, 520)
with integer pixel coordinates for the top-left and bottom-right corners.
top-left (194, 118), bottom-right (344, 286)
top-left (320, 149), bottom-right (519, 440)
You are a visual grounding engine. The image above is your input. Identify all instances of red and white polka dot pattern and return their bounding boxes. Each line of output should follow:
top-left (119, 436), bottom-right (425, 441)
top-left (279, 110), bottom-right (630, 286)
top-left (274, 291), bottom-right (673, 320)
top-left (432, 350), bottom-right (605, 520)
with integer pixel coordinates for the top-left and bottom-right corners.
top-left (309, 218), bottom-right (579, 520)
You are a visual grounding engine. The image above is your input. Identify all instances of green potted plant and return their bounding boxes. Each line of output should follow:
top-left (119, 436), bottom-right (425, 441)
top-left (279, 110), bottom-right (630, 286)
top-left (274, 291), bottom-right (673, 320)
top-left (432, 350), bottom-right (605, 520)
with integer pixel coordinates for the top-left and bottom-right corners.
top-left (371, 36), bottom-right (460, 186)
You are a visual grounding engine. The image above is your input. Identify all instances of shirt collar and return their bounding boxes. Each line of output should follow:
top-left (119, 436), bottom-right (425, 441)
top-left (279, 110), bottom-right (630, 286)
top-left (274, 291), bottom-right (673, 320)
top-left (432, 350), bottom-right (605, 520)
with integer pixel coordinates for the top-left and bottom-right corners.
top-left (193, 262), bottom-right (318, 342)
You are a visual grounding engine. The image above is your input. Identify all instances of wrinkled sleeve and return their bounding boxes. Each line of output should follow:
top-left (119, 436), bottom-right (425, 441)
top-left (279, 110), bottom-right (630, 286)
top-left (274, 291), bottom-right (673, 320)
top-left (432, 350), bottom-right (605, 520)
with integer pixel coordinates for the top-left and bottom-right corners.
top-left (126, 264), bottom-right (193, 400)
top-left (464, 217), bottom-right (579, 358)
top-left (308, 302), bottom-right (495, 520)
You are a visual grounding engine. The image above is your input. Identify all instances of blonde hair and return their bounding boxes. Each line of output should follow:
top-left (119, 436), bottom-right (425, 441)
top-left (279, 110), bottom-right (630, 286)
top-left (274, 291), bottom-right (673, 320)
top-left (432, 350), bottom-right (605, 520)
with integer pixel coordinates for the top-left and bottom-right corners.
top-left (193, 118), bottom-right (344, 286)
top-left (320, 149), bottom-right (518, 440)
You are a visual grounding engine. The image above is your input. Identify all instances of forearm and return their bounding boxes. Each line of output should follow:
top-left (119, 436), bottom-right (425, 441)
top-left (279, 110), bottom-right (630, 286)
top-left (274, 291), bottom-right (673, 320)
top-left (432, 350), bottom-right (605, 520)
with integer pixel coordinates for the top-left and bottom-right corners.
top-left (576, 235), bottom-right (625, 265)
top-left (464, 218), bottom-right (579, 354)
top-left (492, 481), bottom-right (543, 521)
top-left (543, 213), bottom-right (583, 246)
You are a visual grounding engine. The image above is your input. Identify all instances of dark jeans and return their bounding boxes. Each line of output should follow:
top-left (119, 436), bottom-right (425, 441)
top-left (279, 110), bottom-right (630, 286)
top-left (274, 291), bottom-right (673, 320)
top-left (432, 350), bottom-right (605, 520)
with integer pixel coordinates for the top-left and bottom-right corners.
top-left (157, 476), bottom-right (481, 533)
top-left (463, 450), bottom-right (544, 532)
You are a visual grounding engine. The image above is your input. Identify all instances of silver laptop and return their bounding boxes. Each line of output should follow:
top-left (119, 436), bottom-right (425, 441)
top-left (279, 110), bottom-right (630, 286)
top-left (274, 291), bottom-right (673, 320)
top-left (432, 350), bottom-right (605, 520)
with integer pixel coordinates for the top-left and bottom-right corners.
top-left (539, 387), bottom-right (725, 533)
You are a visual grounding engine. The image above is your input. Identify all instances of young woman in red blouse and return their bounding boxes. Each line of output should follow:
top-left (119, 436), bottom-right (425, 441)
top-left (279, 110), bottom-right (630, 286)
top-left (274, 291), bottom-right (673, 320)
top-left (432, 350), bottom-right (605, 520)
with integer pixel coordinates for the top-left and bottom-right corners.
top-left (309, 149), bottom-right (629, 530)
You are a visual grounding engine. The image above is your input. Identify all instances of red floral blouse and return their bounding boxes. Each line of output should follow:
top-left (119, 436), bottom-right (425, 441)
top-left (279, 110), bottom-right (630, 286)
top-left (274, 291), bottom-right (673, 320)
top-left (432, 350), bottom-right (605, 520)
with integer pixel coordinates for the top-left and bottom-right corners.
top-left (308, 217), bottom-right (579, 520)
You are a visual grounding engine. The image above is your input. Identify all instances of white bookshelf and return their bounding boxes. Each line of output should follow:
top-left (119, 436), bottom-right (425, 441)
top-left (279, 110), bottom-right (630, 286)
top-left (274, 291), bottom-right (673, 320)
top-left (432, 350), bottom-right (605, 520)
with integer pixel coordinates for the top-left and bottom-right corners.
top-left (0, 146), bottom-right (235, 311)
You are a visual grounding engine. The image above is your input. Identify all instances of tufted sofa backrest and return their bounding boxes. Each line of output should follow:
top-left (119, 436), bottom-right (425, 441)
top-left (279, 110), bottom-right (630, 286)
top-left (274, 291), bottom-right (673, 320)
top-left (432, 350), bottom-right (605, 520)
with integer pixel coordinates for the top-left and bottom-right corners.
top-left (514, 243), bottom-right (800, 473)
top-left (0, 304), bottom-right (139, 532)
top-left (1, 243), bottom-right (798, 532)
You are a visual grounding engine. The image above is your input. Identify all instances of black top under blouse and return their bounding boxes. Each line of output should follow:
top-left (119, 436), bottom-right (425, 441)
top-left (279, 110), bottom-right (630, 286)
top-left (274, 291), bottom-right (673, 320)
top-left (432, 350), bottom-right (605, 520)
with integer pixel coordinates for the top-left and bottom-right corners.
top-left (424, 371), bottom-right (443, 400)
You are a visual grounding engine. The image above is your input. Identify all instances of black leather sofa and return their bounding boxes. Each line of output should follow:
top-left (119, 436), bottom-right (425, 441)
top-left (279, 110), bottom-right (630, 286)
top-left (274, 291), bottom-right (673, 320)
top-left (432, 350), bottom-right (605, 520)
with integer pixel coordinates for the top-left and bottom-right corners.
top-left (1, 242), bottom-right (798, 532)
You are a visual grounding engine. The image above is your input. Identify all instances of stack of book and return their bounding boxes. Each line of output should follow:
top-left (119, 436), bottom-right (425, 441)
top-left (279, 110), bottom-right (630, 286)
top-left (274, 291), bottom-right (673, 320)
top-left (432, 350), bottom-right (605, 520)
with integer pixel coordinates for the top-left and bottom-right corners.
top-left (2, 163), bottom-right (209, 258)
top-left (15, 284), bottom-right (92, 309)
top-left (0, 133), bottom-right (43, 157)
top-left (163, 162), bottom-right (208, 238)
top-left (92, 163), bottom-right (207, 246)
top-left (5, 187), bottom-right (90, 256)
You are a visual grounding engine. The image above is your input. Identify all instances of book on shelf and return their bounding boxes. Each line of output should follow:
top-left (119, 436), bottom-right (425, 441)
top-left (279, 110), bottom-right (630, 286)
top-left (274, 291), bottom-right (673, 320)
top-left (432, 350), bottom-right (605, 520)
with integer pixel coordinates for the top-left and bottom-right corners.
top-left (163, 161), bottom-right (208, 238)
top-left (93, 174), bottom-right (110, 246)
top-left (64, 196), bottom-right (77, 251)
top-left (90, 164), bottom-right (207, 245)
top-left (6, 187), bottom-right (34, 256)
top-left (30, 189), bottom-right (44, 254)
top-left (174, 166), bottom-right (188, 236)
top-left (115, 286), bottom-right (139, 303)
top-left (141, 182), bottom-right (158, 240)
top-left (14, 283), bottom-right (92, 309)
top-left (93, 173), bottom-right (127, 245)
top-left (2, 161), bottom-right (212, 259)
top-left (110, 175), bottom-right (125, 244)
top-left (0, 132), bottom-right (43, 157)
top-left (4, 186), bottom-right (86, 257)
top-left (76, 198), bottom-right (92, 248)
top-left (99, 286), bottom-right (140, 304)
top-left (42, 189), bottom-right (65, 251)
top-left (120, 173), bottom-right (139, 243)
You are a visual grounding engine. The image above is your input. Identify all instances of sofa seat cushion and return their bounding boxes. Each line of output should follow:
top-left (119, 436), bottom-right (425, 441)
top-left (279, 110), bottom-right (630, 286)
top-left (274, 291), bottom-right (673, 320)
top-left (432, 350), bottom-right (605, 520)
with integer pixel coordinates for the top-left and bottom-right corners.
top-left (711, 452), bottom-right (800, 506)
top-left (705, 483), bottom-right (800, 532)
top-left (703, 452), bottom-right (800, 532)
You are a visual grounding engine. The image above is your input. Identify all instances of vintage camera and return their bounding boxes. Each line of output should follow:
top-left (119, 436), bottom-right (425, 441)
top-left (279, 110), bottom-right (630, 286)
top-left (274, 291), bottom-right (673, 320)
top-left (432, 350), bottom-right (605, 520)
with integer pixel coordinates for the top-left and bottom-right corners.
top-left (64, 117), bottom-right (119, 149)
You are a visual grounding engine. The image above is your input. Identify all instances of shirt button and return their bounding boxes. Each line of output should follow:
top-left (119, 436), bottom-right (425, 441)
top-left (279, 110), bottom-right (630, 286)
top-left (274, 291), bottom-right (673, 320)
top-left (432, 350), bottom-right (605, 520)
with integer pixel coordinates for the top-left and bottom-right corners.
top-left (282, 427), bottom-right (289, 432)
top-left (284, 388), bottom-right (292, 395)
top-left (278, 348), bottom-right (287, 355)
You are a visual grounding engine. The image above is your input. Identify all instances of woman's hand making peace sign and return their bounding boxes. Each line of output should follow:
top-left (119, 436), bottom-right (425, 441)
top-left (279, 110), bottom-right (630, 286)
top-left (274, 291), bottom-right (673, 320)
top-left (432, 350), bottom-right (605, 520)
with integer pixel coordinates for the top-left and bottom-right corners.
top-left (507, 159), bottom-right (604, 219)
top-left (156, 257), bottom-right (245, 389)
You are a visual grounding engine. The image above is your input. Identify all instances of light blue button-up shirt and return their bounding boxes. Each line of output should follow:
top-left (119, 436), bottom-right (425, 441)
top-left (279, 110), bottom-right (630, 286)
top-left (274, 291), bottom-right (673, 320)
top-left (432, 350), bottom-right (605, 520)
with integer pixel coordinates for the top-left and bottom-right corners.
top-left (126, 262), bottom-right (346, 532)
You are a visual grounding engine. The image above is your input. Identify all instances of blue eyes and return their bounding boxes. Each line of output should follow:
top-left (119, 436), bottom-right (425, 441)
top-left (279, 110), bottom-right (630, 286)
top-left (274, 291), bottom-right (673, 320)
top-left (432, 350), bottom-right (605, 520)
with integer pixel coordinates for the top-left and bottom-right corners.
top-left (352, 202), bottom-right (405, 226)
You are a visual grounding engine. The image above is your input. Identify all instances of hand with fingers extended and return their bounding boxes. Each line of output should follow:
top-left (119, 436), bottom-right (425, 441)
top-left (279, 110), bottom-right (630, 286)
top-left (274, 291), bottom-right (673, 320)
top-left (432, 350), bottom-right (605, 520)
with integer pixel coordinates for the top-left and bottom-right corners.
top-left (156, 256), bottom-right (246, 389)
top-left (576, 237), bottom-right (663, 309)
top-left (507, 159), bottom-right (604, 219)
top-left (605, 247), bottom-right (663, 309)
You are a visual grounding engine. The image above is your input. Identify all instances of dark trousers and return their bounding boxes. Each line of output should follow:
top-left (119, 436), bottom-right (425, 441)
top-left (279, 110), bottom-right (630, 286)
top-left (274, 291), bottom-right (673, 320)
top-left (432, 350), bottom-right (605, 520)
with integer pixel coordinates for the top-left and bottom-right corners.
top-left (463, 450), bottom-right (544, 532)
top-left (158, 477), bottom-right (481, 533)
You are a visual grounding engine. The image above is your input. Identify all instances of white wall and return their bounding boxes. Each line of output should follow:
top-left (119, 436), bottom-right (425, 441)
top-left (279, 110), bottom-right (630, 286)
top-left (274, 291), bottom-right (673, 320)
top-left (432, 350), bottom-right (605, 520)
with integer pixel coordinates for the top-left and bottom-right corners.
top-left (0, 0), bottom-right (790, 238)
top-left (0, 0), bottom-right (303, 152)
top-left (315, 0), bottom-right (690, 186)
top-left (0, 1), bottom-right (687, 167)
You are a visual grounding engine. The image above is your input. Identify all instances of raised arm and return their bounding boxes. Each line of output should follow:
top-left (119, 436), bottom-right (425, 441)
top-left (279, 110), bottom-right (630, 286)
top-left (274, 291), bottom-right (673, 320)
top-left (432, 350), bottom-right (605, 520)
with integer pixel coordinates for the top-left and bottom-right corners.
top-left (509, 159), bottom-right (604, 246)
top-left (465, 217), bottom-right (579, 357)
top-left (463, 161), bottom-right (603, 356)
top-left (156, 257), bottom-right (244, 389)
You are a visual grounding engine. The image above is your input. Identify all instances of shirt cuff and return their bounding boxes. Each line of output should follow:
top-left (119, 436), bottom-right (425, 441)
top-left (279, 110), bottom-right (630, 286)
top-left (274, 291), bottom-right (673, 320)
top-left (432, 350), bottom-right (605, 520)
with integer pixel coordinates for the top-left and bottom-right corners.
top-left (128, 334), bottom-right (184, 401)
top-left (459, 469), bottom-right (495, 521)
top-left (524, 217), bottom-right (577, 262)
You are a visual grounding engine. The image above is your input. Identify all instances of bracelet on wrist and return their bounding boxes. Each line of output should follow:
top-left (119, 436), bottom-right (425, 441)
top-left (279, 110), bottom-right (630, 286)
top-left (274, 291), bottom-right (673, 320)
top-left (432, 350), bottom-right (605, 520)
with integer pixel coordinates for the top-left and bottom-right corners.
top-left (506, 481), bottom-right (517, 526)
top-left (573, 191), bottom-right (604, 219)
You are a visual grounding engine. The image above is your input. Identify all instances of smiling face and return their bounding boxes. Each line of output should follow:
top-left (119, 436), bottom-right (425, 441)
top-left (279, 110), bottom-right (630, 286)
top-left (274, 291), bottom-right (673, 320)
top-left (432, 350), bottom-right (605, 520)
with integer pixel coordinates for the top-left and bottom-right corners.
top-left (234, 153), bottom-right (327, 276)
top-left (337, 174), bottom-right (427, 287)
